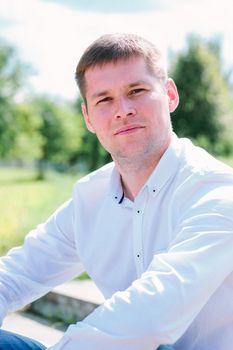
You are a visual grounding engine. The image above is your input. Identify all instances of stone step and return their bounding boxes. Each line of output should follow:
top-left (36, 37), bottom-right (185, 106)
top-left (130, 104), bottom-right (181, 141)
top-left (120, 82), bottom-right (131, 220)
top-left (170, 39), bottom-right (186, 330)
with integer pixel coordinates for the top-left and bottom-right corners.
top-left (2, 312), bottom-right (64, 347)
top-left (28, 280), bottom-right (105, 325)
top-left (53, 280), bottom-right (105, 305)
top-left (2, 280), bottom-right (104, 346)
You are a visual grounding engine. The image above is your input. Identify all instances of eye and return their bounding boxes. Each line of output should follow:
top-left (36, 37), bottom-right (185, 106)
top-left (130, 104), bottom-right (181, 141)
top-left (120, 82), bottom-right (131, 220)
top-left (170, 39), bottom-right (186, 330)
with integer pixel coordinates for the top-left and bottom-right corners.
top-left (129, 88), bottom-right (145, 96)
top-left (96, 96), bottom-right (112, 105)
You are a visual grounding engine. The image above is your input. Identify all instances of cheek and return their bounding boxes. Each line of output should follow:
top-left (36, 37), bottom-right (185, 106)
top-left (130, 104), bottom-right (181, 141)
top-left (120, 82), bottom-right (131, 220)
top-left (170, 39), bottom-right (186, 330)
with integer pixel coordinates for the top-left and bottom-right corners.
top-left (140, 93), bottom-right (163, 111)
top-left (87, 108), bottom-right (110, 133)
top-left (151, 96), bottom-right (169, 116)
top-left (91, 118), bottom-right (110, 141)
top-left (147, 102), bottom-right (170, 130)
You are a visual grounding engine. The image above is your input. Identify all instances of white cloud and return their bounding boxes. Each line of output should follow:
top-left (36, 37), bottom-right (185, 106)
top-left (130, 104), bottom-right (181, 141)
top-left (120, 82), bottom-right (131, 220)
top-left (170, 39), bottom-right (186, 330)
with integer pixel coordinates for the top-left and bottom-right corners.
top-left (0, 0), bottom-right (232, 100)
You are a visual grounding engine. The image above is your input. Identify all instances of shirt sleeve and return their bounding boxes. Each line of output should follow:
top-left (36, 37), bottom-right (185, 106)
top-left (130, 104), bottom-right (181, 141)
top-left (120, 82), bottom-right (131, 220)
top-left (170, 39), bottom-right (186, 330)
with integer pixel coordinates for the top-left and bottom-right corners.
top-left (47, 183), bottom-right (233, 350)
top-left (0, 198), bottom-right (83, 324)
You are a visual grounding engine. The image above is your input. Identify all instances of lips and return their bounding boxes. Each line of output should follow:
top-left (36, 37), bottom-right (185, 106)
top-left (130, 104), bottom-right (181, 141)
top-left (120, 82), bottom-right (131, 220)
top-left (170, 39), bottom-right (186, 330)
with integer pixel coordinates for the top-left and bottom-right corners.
top-left (114, 124), bottom-right (145, 135)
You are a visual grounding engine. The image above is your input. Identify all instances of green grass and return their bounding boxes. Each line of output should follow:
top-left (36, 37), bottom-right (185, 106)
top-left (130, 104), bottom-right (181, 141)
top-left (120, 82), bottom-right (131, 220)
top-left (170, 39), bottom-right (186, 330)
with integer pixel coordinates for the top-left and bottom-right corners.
top-left (219, 155), bottom-right (233, 168)
top-left (0, 167), bottom-right (79, 255)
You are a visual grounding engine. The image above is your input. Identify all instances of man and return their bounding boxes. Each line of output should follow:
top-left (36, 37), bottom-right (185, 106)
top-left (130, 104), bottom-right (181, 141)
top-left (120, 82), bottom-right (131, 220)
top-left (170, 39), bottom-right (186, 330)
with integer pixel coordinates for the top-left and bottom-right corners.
top-left (0, 33), bottom-right (233, 350)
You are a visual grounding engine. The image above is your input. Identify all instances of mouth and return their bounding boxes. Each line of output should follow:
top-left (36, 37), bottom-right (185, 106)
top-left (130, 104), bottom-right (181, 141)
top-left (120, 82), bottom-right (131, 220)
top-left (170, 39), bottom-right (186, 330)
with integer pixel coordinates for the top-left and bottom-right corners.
top-left (114, 124), bottom-right (145, 136)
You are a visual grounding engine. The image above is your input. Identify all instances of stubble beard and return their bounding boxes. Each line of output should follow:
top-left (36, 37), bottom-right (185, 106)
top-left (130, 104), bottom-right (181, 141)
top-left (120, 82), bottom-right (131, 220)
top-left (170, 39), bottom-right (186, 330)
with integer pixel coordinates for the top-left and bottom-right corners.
top-left (111, 133), bottom-right (170, 175)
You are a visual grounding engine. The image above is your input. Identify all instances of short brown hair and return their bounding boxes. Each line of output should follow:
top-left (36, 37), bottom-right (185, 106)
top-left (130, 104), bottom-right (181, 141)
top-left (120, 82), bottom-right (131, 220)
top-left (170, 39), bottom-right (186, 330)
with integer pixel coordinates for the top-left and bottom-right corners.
top-left (75, 33), bottom-right (167, 104)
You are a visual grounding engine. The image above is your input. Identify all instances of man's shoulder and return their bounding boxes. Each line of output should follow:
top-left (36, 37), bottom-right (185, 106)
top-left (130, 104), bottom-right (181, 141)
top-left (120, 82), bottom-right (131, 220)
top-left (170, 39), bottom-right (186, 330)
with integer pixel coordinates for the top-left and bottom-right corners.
top-left (170, 138), bottom-right (233, 215)
top-left (73, 162), bottom-right (115, 197)
top-left (180, 138), bottom-right (233, 178)
top-left (78, 162), bottom-right (114, 183)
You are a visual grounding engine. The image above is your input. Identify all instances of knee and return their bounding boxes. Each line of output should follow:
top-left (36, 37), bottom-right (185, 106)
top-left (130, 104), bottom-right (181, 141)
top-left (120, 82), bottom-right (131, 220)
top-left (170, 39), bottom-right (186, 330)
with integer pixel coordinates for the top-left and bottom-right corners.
top-left (0, 329), bottom-right (46, 350)
top-left (0, 329), bottom-right (17, 349)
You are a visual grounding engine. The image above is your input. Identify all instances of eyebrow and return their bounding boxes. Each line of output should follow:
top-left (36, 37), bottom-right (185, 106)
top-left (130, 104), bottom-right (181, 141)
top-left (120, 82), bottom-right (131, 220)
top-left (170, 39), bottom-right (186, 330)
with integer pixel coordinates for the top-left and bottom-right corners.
top-left (128, 80), bottom-right (149, 88)
top-left (90, 80), bottom-right (149, 101)
top-left (90, 90), bottom-right (110, 101)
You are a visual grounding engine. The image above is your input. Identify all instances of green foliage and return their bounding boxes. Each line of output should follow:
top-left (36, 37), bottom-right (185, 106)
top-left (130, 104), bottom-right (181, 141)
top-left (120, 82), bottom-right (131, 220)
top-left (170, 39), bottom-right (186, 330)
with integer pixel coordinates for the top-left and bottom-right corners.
top-left (31, 96), bottom-right (84, 178)
top-left (73, 97), bottom-right (112, 171)
top-left (78, 119), bottom-right (111, 171)
top-left (10, 103), bottom-right (43, 161)
top-left (0, 39), bottom-right (37, 160)
top-left (0, 101), bottom-right (17, 157)
top-left (0, 39), bottom-right (85, 176)
top-left (170, 35), bottom-right (233, 155)
top-left (0, 40), bottom-right (26, 157)
top-left (0, 40), bottom-right (24, 97)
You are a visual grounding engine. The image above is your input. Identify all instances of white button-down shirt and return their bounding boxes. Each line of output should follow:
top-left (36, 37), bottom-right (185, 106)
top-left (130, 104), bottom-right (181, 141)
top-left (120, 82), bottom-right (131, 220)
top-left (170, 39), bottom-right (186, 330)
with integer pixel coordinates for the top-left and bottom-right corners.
top-left (0, 135), bottom-right (233, 350)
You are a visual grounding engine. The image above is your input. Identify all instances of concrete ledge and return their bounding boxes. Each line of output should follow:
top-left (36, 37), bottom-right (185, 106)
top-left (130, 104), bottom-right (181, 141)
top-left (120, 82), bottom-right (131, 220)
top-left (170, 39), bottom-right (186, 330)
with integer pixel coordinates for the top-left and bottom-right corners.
top-left (53, 280), bottom-right (105, 305)
top-left (28, 280), bottom-right (105, 325)
top-left (2, 280), bottom-right (104, 346)
top-left (2, 312), bottom-right (64, 347)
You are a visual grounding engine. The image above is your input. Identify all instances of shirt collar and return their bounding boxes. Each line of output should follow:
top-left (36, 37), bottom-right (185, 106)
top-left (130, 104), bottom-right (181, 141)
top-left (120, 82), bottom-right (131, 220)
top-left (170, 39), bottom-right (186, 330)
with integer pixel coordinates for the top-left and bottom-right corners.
top-left (109, 165), bottom-right (124, 204)
top-left (146, 133), bottom-right (183, 197)
top-left (108, 133), bottom-right (183, 202)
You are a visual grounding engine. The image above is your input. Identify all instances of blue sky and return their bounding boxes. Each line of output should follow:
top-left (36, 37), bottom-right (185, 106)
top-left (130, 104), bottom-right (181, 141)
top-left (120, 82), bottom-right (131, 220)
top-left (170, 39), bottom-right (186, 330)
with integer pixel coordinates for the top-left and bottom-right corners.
top-left (44, 0), bottom-right (158, 13)
top-left (0, 0), bottom-right (232, 100)
top-left (42, 0), bottom-right (185, 13)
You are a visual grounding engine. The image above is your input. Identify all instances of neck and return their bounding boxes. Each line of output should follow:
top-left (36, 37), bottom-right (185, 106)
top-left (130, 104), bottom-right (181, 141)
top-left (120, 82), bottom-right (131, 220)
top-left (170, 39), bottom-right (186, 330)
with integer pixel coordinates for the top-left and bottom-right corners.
top-left (114, 136), bottom-right (172, 201)
top-left (114, 152), bottom-right (161, 201)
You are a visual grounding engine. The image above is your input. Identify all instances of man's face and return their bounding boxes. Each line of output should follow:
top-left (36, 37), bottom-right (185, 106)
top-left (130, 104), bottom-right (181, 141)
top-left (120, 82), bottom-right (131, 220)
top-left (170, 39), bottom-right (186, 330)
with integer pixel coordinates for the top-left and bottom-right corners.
top-left (82, 57), bottom-right (179, 166)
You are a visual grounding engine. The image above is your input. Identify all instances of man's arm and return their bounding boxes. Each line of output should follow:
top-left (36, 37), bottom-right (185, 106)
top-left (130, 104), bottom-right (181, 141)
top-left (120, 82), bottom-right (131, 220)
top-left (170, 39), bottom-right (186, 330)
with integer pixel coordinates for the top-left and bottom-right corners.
top-left (47, 184), bottom-right (233, 350)
top-left (0, 198), bottom-right (83, 324)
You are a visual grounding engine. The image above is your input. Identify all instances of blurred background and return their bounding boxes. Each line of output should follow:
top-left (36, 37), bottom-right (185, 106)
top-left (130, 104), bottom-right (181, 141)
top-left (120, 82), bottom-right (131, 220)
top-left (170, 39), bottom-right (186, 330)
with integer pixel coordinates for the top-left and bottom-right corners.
top-left (0, 0), bottom-right (233, 255)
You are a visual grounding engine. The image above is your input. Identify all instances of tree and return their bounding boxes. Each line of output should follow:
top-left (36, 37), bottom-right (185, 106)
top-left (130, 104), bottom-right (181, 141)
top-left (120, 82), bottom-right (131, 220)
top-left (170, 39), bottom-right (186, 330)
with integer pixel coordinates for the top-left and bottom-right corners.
top-left (0, 39), bottom-right (28, 158)
top-left (9, 103), bottom-right (43, 162)
top-left (73, 97), bottom-right (111, 172)
top-left (31, 96), bottom-right (83, 179)
top-left (170, 35), bottom-right (233, 155)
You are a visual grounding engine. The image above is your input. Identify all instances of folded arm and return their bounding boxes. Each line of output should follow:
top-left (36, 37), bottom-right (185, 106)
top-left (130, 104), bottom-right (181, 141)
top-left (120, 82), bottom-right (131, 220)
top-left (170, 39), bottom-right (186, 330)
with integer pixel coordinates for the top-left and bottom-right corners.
top-left (0, 199), bottom-right (83, 323)
top-left (48, 185), bottom-right (233, 350)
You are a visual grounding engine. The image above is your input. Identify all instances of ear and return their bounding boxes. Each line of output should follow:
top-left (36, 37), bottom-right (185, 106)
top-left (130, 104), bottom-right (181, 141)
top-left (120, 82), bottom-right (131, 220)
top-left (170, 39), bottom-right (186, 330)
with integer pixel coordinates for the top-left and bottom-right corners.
top-left (81, 103), bottom-right (96, 133)
top-left (166, 78), bottom-right (179, 113)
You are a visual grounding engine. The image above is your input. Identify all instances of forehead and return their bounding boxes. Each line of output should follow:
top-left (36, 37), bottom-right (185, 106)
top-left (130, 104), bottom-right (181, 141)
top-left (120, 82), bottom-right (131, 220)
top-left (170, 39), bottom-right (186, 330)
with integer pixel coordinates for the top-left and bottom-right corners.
top-left (84, 57), bottom-right (154, 97)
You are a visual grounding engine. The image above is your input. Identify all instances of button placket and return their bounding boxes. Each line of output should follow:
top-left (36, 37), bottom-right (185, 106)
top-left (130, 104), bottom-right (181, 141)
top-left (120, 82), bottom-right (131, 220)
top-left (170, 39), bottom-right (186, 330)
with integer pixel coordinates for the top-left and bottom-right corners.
top-left (132, 191), bottom-right (147, 276)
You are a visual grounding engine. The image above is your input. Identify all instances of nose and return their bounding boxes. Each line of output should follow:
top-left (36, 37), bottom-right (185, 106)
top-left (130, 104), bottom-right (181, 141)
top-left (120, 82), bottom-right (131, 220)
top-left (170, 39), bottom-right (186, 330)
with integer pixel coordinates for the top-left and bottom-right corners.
top-left (114, 97), bottom-right (136, 119)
